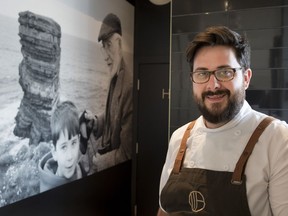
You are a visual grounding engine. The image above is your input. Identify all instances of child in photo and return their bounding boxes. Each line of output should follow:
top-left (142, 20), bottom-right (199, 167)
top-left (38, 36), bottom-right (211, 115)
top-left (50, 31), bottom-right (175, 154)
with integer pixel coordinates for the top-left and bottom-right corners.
top-left (38, 101), bottom-right (86, 192)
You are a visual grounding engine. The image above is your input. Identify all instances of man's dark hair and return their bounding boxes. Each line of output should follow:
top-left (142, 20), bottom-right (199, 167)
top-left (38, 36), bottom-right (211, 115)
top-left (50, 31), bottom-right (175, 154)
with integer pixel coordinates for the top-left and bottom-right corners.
top-left (186, 26), bottom-right (250, 72)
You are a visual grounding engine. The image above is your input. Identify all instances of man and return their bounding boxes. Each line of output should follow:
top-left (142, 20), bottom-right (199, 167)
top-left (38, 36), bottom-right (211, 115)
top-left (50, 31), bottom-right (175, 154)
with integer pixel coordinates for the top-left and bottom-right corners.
top-left (80, 13), bottom-right (133, 172)
top-left (158, 26), bottom-right (288, 215)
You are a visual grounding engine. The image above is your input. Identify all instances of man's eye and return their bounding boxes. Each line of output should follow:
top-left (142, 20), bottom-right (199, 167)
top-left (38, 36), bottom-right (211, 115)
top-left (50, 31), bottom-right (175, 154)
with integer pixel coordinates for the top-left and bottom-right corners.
top-left (106, 41), bottom-right (112, 47)
top-left (196, 71), bottom-right (208, 77)
top-left (103, 41), bottom-right (111, 49)
top-left (219, 69), bottom-right (233, 76)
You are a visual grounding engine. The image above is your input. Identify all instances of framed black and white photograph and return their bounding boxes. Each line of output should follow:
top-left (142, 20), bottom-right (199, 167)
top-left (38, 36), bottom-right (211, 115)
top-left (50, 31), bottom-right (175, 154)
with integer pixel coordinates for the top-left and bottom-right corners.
top-left (0, 0), bottom-right (134, 207)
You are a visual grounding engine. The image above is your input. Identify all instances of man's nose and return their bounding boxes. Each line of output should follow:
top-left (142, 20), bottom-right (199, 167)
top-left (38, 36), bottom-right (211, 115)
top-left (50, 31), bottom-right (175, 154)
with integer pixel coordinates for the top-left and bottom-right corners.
top-left (206, 74), bottom-right (220, 90)
top-left (101, 48), bottom-right (110, 61)
top-left (104, 54), bottom-right (109, 61)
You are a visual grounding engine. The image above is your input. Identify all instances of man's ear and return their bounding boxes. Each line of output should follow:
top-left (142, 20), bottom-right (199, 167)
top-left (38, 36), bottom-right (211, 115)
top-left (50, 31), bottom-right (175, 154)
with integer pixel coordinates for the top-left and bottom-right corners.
top-left (244, 68), bottom-right (252, 89)
top-left (114, 33), bottom-right (122, 48)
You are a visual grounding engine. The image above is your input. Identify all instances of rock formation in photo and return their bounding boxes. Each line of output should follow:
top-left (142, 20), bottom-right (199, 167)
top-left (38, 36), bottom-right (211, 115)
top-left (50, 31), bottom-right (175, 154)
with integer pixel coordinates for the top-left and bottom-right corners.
top-left (13, 11), bottom-right (61, 145)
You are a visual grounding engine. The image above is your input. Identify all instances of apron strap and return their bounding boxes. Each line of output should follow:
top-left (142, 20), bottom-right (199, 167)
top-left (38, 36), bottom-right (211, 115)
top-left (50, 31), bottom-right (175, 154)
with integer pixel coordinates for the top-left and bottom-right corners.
top-left (231, 116), bottom-right (275, 184)
top-left (172, 121), bottom-right (196, 174)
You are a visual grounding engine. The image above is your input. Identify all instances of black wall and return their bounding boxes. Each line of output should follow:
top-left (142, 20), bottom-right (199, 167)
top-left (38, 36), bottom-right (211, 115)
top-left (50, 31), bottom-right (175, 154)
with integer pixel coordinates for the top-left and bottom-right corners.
top-left (133, 0), bottom-right (170, 216)
top-left (0, 161), bottom-right (132, 216)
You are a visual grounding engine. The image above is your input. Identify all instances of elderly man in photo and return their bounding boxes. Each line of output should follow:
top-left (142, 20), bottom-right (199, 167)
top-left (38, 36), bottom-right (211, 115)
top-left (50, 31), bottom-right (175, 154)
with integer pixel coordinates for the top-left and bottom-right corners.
top-left (80, 13), bottom-right (133, 172)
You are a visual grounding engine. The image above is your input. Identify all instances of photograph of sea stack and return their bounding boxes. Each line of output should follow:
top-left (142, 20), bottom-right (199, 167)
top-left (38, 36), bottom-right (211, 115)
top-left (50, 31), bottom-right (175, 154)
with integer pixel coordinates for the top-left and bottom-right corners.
top-left (14, 11), bottom-right (61, 145)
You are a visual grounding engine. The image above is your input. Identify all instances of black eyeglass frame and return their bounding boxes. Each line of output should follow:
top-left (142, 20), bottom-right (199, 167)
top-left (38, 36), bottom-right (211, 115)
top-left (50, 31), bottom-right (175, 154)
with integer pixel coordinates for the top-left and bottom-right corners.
top-left (190, 67), bottom-right (243, 84)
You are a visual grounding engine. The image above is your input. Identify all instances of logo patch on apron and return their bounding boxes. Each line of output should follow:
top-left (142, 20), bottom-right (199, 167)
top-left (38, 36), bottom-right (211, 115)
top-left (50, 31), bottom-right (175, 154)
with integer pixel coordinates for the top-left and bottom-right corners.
top-left (189, 191), bottom-right (206, 212)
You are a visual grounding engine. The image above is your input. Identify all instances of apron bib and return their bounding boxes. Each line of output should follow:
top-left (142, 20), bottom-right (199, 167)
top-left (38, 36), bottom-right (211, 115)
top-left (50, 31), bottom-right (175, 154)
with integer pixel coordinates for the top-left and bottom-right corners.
top-left (160, 117), bottom-right (274, 215)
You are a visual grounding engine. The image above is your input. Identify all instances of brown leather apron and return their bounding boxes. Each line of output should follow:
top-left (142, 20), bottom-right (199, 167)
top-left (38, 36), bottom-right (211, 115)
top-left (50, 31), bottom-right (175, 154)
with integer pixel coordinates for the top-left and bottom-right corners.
top-left (160, 117), bottom-right (274, 215)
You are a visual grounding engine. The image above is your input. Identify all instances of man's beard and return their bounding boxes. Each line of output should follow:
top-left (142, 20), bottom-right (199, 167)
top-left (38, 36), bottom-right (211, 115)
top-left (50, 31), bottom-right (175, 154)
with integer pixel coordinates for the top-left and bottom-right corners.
top-left (194, 88), bottom-right (245, 124)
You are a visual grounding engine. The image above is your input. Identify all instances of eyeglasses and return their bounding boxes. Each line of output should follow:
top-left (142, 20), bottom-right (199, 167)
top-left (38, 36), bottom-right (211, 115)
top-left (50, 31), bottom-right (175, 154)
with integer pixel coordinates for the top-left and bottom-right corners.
top-left (190, 67), bottom-right (242, 84)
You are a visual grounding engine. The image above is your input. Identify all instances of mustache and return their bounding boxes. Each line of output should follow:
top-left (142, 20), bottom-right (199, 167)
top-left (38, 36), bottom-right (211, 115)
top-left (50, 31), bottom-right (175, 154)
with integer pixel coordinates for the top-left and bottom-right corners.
top-left (202, 90), bottom-right (230, 98)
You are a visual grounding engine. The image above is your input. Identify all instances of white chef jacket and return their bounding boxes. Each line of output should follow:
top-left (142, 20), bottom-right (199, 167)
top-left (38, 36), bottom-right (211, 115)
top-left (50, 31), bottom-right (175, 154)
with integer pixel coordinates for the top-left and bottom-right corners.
top-left (159, 100), bottom-right (288, 216)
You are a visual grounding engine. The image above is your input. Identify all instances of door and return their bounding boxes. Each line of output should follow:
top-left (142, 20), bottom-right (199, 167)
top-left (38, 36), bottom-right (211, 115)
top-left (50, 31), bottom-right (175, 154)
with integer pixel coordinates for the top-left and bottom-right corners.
top-left (136, 63), bottom-right (169, 216)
